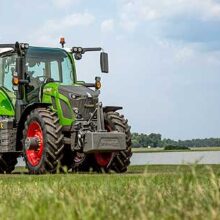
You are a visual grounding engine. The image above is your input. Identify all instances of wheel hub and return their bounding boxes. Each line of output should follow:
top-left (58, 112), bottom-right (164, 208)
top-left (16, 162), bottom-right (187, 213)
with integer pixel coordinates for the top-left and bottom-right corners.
top-left (25, 137), bottom-right (40, 150)
top-left (25, 121), bottom-right (44, 166)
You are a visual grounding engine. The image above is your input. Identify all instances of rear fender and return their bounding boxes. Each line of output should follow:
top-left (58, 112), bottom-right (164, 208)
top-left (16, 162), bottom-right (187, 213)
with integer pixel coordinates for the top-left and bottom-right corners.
top-left (103, 106), bottom-right (123, 113)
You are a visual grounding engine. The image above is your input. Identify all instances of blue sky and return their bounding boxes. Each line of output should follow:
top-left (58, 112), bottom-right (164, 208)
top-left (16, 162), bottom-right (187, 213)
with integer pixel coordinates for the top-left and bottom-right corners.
top-left (1, 0), bottom-right (220, 139)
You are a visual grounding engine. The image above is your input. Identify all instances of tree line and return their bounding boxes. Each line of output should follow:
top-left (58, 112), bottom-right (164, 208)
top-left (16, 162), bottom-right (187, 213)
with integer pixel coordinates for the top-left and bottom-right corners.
top-left (132, 133), bottom-right (220, 148)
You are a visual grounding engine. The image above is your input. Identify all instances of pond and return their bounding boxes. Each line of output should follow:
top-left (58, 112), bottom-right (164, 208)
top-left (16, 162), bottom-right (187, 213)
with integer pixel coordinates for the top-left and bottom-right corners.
top-left (131, 151), bottom-right (220, 165)
top-left (17, 151), bottom-right (220, 167)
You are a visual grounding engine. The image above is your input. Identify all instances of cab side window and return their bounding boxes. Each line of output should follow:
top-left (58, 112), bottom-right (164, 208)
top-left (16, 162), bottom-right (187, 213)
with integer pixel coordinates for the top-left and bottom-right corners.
top-left (50, 61), bottom-right (59, 81)
top-left (27, 60), bottom-right (46, 78)
top-left (26, 59), bottom-right (46, 90)
top-left (1, 56), bottom-right (16, 91)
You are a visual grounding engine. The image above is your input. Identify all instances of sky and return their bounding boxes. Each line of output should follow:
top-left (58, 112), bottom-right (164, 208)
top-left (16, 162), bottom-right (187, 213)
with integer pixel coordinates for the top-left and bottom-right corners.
top-left (1, 0), bottom-right (220, 140)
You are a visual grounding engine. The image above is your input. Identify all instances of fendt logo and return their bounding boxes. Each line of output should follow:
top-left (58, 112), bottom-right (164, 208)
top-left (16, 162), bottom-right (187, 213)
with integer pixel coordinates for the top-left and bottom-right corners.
top-left (0, 123), bottom-right (3, 129)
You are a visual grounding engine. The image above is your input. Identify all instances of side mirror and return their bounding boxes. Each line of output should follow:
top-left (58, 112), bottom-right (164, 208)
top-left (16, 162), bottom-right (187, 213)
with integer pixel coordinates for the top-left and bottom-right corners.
top-left (100, 52), bottom-right (109, 73)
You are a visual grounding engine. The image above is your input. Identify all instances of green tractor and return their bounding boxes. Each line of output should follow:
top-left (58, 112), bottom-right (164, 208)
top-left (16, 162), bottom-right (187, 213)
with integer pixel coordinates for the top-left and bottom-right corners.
top-left (0, 40), bottom-right (132, 174)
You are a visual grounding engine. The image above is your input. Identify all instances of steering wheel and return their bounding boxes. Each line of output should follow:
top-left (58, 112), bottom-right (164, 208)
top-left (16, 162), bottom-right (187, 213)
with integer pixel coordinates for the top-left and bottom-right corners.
top-left (36, 75), bottom-right (47, 82)
top-left (34, 76), bottom-right (54, 83)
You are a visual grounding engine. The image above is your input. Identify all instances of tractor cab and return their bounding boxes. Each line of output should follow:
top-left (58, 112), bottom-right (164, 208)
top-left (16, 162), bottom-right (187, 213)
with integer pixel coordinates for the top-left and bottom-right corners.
top-left (0, 46), bottom-right (76, 108)
top-left (26, 47), bottom-right (75, 84)
top-left (25, 47), bottom-right (75, 102)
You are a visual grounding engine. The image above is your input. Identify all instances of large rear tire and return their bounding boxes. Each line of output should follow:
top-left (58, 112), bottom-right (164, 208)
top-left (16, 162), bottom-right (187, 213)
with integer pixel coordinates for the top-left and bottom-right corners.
top-left (22, 108), bottom-right (64, 174)
top-left (0, 154), bottom-right (18, 174)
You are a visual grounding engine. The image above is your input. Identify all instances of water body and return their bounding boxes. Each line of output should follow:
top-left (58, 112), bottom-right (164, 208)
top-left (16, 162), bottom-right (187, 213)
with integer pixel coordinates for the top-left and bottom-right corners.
top-left (131, 151), bottom-right (220, 165)
top-left (17, 151), bottom-right (220, 167)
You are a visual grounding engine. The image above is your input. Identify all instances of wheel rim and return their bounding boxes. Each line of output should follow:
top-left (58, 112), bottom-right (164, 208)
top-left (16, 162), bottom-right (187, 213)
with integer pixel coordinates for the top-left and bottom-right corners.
top-left (95, 152), bottom-right (113, 167)
top-left (94, 124), bottom-right (114, 167)
top-left (26, 121), bottom-right (44, 166)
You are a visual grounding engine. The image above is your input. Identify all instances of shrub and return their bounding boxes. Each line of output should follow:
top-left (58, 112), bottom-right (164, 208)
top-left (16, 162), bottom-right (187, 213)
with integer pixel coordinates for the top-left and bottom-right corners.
top-left (164, 145), bottom-right (190, 150)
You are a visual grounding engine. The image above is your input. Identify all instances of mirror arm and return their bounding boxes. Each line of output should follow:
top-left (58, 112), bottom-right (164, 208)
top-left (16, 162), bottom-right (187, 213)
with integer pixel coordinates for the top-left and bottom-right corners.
top-left (82, 83), bottom-right (96, 88)
top-left (82, 48), bottom-right (102, 53)
top-left (19, 79), bottom-right (29, 85)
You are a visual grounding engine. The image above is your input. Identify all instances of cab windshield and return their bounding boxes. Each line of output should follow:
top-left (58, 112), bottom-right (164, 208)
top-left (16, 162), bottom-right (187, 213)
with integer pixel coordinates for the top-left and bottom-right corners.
top-left (26, 47), bottom-right (74, 85)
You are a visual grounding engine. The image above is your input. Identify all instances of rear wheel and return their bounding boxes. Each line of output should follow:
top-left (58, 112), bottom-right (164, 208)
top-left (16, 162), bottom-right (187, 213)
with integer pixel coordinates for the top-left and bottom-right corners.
top-left (22, 108), bottom-right (64, 174)
top-left (0, 153), bottom-right (18, 174)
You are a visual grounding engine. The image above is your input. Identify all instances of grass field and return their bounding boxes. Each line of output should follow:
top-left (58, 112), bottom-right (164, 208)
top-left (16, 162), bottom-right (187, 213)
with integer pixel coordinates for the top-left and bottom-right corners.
top-left (132, 146), bottom-right (220, 153)
top-left (0, 165), bottom-right (219, 220)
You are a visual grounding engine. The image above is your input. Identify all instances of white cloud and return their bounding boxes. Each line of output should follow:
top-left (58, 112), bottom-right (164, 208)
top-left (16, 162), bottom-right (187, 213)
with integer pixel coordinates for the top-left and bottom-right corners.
top-left (156, 38), bottom-right (195, 63)
top-left (28, 12), bottom-right (95, 45)
top-left (101, 19), bottom-right (115, 32)
top-left (44, 12), bottom-right (95, 32)
top-left (119, 0), bottom-right (220, 31)
top-left (120, 19), bottom-right (137, 32)
top-left (175, 46), bottom-right (194, 63)
top-left (52, 0), bottom-right (78, 8)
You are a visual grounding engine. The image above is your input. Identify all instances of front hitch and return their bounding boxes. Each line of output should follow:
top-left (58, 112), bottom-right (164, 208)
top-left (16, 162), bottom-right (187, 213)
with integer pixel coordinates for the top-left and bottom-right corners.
top-left (83, 132), bottom-right (127, 153)
top-left (97, 102), bottom-right (105, 132)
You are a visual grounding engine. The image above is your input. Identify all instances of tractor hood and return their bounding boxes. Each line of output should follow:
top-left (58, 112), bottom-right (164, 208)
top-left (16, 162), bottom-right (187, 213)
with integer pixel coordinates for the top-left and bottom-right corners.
top-left (58, 84), bottom-right (99, 122)
top-left (58, 85), bottom-right (100, 99)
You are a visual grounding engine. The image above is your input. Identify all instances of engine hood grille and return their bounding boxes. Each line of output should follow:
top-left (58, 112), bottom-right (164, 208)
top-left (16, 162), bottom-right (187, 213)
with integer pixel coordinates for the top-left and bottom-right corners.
top-left (58, 85), bottom-right (99, 120)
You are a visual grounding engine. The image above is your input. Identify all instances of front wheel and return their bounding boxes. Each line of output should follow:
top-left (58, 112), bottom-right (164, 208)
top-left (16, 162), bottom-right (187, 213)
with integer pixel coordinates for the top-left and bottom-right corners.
top-left (95, 111), bottom-right (132, 173)
top-left (72, 111), bottom-right (132, 173)
top-left (22, 108), bottom-right (64, 174)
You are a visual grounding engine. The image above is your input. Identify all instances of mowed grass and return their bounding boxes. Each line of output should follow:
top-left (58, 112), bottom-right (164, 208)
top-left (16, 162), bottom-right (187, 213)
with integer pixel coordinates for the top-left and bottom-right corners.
top-left (0, 165), bottom-right (218, 220)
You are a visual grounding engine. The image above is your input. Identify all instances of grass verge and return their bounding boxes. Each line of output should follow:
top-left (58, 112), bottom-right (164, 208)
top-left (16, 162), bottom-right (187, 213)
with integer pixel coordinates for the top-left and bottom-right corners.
top-left (0, 164), bottom-right (219, 220)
